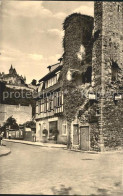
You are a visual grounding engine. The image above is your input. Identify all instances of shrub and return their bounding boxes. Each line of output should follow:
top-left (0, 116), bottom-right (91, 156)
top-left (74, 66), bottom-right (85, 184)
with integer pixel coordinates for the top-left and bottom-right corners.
top-left (42, 129), bottom-right (48, 136)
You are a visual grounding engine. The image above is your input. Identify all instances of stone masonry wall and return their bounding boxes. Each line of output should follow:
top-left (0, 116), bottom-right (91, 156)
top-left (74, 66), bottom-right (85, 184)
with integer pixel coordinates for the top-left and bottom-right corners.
top-left (103, 99), bottom-right (123, 149)
top-left (92, 2), bottom-right (103, 89)
top-left (62, 13), bottom-right (94, 122)
top-left (102, 2), bottom-right (123, 149)
top-left (0, 104), bottom-right (32, 126)
top-left (93, 2), bottom-right (123, 150)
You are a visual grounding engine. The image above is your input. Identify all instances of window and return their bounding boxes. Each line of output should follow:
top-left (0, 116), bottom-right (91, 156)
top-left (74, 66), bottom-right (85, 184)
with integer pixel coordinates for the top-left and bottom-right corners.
top-left (40, 99), bottom-right (44, 113)
top-left (54, 76), bottom-right (57, 84)
top-left (38, 100), bottom-right (41, 114)
top-left (111, 61), bottom-right (119, 81)
top-left (49, 101), bottom-right (52, 111)
top-left (38, 82), bottom-right (43, 92)
top-left (93, 29), bottom-right (101, 41)
top-left (45, 81), bottom-right (48, 89)
top-left (62, 124), bottom-right (67, 135)
top-left (44, 98), bottom-right (47, 113)
top-left (59, 92), bottom-right (62, 106)
top-left (53, 94), bottom-right (56, 109)
top-left (20, 131), bottom-right (23, 136)
top-left (56, 71), bottom-right (60, 81)
top-left (36, 104), bottom-right (38, 114)
top-left (96, 109), bottom-right (100, 116)
top-left (118, 5), bottom-right (120, 12)
top-left (55, 92), bottom-right (61, 107)
top-left (82, 66), bottom-right (92, 84)
top-left (47, 96), bottom-right (52, 112)
top-left (57, 92), bottom-right (60, 107)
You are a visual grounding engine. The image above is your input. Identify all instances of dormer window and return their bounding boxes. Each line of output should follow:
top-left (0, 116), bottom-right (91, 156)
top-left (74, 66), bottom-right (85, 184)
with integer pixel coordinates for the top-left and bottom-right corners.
top-left (56, 71), bottom-right (60, 81)
top-left (45, 76), bottom-right (57, 89)
top-left (38, 82), bottom-right (44, 92)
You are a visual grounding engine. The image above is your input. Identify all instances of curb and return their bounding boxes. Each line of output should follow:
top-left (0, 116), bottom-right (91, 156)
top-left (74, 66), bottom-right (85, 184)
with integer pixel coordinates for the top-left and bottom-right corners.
top-left (4, 139), bottom-right (44, 147)
top-left (3, 140), bottom-right (122, 154)
top-left (64, 148), bottom-right (99, 154)
top-left (0, 148), bottom-right (11, 157)
top-left (3, 139), bottom-right (66, 149)
top-left (65, 148), bottom-right (123, 154)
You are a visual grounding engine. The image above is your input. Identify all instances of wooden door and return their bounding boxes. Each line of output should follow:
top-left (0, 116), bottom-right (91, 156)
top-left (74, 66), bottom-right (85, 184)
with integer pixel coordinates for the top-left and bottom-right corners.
top-left (80, 126), bottom-right (89, 151)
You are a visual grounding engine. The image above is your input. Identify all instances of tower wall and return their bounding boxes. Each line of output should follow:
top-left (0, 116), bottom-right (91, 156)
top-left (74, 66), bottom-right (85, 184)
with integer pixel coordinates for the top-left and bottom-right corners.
top-left (63, 13), bottom-right (94, 70)
top-left (92, 2), bottom-right (123, 150)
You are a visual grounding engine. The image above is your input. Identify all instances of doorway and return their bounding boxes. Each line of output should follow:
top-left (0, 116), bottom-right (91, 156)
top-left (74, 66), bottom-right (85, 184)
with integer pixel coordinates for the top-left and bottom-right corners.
top-left (80, 126), bottom-right (89, 151)
top-left (73, 124), bottom-right (79, 145)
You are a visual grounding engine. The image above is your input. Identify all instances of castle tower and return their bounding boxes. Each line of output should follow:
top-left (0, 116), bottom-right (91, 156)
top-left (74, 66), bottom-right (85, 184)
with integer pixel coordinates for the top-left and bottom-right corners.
top-left (9, 65), bottom-right (17, 75)
top-left (9, 64), bottom-right (13, 74)
top-left (92, 2), bottom-right (123, 151)
top-left (62, 13), bottom-right (94, 149)
top-left (63, 13), bottom-right (94, 71)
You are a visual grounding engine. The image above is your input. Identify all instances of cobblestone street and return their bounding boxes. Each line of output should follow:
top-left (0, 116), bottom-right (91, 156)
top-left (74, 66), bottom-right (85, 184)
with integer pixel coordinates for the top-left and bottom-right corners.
top-left (0, 141), bottom-right (122, 195)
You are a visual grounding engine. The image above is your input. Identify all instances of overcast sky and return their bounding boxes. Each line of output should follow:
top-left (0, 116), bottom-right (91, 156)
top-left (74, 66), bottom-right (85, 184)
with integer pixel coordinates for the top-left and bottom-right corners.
top-left (0, 0), bottom-right (94, 83)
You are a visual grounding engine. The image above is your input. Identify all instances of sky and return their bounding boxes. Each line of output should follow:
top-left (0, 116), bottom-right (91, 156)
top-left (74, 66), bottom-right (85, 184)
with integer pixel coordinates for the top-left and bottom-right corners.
top-left (0, 0), bottom-right (94, 84)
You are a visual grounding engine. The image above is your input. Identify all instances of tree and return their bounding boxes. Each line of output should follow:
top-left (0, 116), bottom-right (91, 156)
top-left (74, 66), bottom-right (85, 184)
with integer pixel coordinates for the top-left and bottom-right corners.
top-left (4, 116), bottom-right (19, 130)
top-left (31, 79), bottom-right (37, 86)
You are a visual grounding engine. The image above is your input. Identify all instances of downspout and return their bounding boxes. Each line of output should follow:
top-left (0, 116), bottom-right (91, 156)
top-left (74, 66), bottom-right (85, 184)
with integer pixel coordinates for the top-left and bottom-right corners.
top-left (99, 3), bottom-right (105, 152)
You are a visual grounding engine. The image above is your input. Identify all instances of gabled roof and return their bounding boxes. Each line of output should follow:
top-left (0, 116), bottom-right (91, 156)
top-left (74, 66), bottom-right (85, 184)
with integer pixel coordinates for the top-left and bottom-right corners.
top-left (39, 63), bottom-right (63, 82)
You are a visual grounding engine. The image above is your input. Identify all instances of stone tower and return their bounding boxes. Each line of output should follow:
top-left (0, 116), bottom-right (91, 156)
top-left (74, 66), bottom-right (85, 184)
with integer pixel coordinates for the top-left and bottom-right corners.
top-left (63, 13), bottom-right (94, 71)
top-left (92, 2), bottom-right (123, 151)
top-left (9, 65), bottom-right (17, 75)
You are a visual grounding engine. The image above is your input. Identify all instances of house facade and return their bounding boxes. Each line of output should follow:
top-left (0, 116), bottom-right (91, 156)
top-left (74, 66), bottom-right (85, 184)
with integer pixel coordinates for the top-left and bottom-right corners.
top-left (35, 61), bottom-right (67, 144)
top-left (35, 2), bottom-right (123, 151)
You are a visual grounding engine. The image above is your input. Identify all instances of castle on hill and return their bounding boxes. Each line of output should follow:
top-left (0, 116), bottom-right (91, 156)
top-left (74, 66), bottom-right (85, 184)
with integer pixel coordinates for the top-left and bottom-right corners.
top-left (0, 65), bottom-right (37, 91)
top-left (0, 65), bottom-right (26, 86)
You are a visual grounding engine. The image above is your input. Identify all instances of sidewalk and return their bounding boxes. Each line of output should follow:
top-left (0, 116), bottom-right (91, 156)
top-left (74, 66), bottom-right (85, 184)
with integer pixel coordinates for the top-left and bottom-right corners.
top-left (0, 145), bottom-right (11, 157)
top-left (3, 139), bottom-right (123, 154)
top-left (3, 139), bottom-right (67, 149)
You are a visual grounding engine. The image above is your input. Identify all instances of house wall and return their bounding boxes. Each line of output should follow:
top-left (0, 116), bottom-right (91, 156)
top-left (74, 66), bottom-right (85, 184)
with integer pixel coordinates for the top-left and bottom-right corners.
top-left (36, 116), bottom-right (67, 144)
top-left (103, 99), bottom-right (123, 149)
top-left (0, 104), bottom-right (32, 126)
top-left (71, 100), bottom-right (100, 151)
top-left (23, 131), bottom-right (35, 142)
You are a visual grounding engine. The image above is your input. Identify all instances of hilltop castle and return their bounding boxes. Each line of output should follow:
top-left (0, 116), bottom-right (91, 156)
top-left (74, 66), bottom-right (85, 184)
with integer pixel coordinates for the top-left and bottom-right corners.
top-left (0, 65), bottom-right (26, 86)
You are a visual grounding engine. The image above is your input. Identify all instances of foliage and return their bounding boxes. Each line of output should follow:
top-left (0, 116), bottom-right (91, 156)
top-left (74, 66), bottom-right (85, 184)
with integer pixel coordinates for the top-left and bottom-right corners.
top-left (61, 13), bottom-right (93, 123)
top-left (31, 79), bottom-right (37, 86)
top-left (5, 116), bottom-right (19, 129)
top-left (0, 116), bottom-right (19, 132)
top-left (23, 120), bottom-right (36, 128)
top-left (63, 84), bottom-right (85, 122)
top-left (42, 129), bottom-right (48, 136)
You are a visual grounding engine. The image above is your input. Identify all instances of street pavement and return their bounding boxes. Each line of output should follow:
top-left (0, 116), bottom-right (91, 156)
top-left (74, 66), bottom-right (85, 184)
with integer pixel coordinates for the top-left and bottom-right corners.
top-left (0, 145), bottom-right (11, 157)
top-left (0, 141), bottom-right (122, 195)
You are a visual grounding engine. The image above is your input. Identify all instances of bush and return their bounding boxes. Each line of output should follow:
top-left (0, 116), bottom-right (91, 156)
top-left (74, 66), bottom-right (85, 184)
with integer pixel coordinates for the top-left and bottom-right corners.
top-left (42, 129), bottom-right (48, 136)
